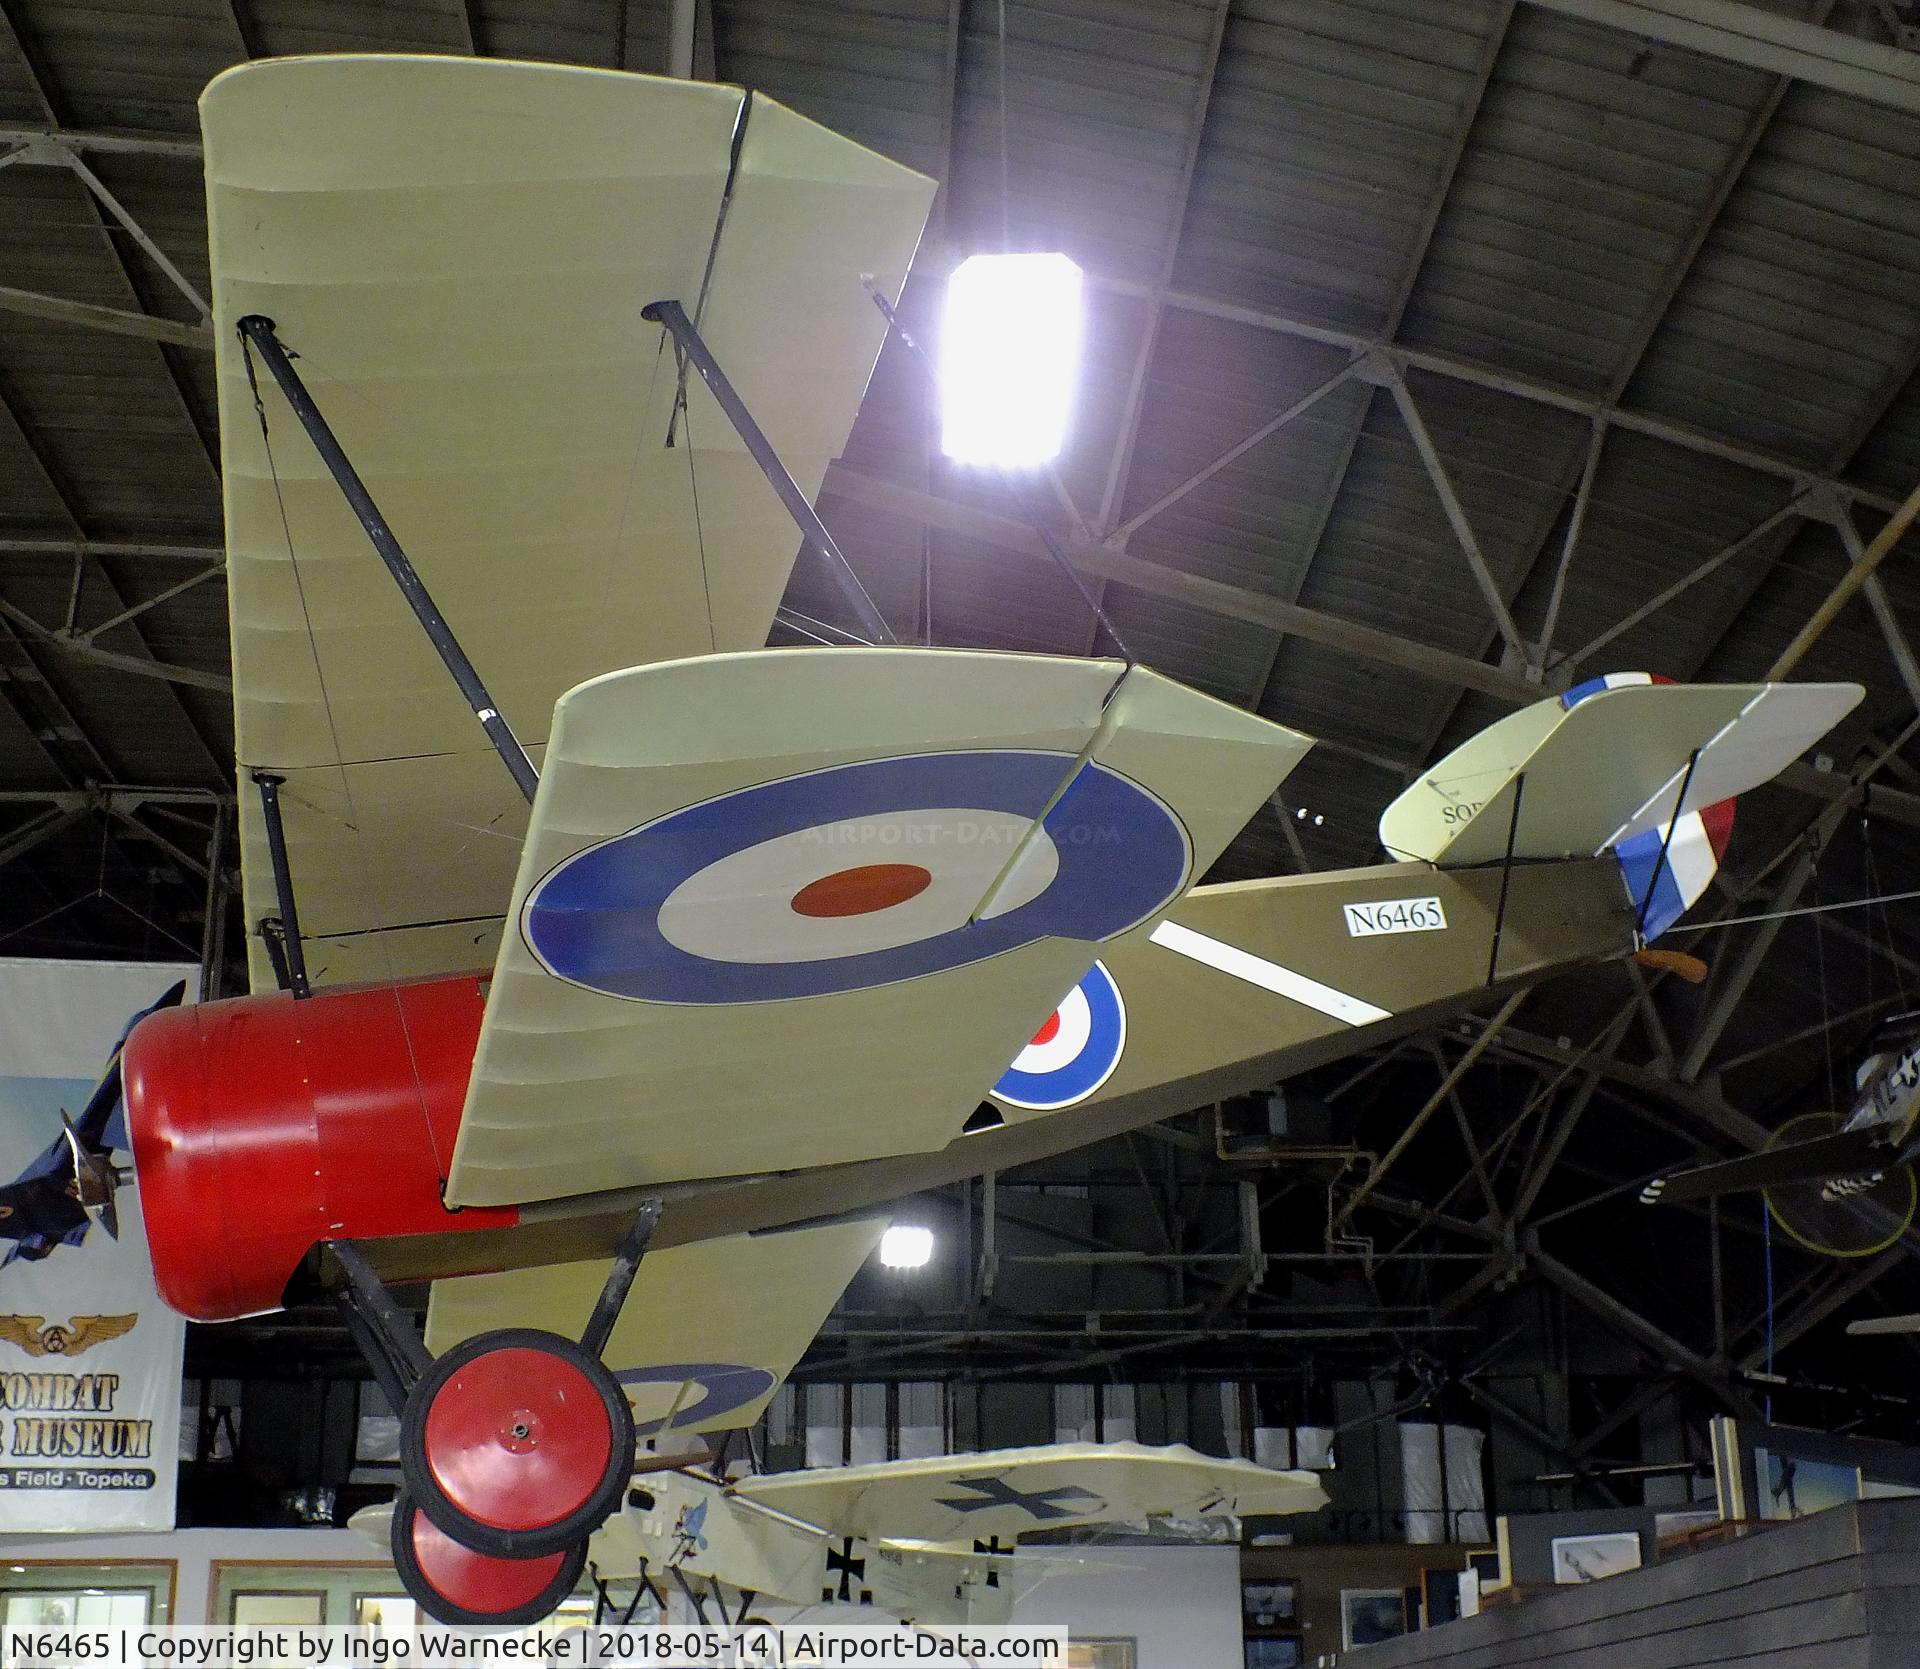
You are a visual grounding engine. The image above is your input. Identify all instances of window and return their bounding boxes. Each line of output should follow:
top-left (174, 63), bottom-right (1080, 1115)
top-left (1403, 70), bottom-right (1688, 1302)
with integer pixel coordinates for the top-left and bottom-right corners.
top-left (0, 1564), bottom-right (170, 1627)
top-left (353, 1595), bottom-right (415, 1630)
top-left (231, 1593), bottom-right (326, 1627)
top-left (3, 1589), bottom-right (150, 1627)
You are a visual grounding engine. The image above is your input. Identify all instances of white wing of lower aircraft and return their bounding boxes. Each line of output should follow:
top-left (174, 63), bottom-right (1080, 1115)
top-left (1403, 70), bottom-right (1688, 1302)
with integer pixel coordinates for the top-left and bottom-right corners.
top-left (728, 1441), bottom-right (1327, 1543)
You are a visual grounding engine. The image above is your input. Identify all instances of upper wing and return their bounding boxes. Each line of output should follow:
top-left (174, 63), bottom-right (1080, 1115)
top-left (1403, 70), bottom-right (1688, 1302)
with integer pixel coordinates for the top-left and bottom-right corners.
top-left (425, 1217), bottom-right (883, 1436)
top-left (1641, 1127), bottom-right (1897, 1206)
top-left (445, 650), bottom-right (1310, 1207)
top-left (730, 1442), bottom-right (1327, 1542)
top-left (1379, 681), bottom-right (1860, 865)
top-left (203, 57), bottom-right (936, 989)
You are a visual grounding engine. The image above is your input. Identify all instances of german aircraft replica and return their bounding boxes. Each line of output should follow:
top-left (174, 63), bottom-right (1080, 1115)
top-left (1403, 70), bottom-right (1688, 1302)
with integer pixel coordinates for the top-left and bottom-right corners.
top-left (0, 55), bottom-right (1858, 1622)
top-left (352, 1442), bottom-right (1324, 1626)
top-left (1641, 1014), bottom-right (1920, 1254)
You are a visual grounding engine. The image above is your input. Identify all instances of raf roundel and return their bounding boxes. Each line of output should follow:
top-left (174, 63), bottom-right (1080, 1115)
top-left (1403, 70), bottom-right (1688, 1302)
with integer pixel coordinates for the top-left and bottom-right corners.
top-left (521, 751), bottom-right (1190, 1004)
top-left (616, 1362), bottom-right (777, 1437)
top-left (993, 961), bottom-right (1126, 1110)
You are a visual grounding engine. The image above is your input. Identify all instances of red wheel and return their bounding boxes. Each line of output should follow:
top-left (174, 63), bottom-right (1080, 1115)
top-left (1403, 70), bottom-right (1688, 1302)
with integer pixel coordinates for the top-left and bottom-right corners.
top-left (389, 1490), bottom-right (585, 1626)
top-left (401, 1327), bottom-right (633, 1558)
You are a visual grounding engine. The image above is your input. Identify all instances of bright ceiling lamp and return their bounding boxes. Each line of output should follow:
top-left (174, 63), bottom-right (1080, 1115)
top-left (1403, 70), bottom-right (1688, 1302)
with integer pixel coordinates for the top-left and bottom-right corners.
top-left (879, 1225), bottom-right (935, 1269)
top-left (939, 252), bottom-right (1083, 469)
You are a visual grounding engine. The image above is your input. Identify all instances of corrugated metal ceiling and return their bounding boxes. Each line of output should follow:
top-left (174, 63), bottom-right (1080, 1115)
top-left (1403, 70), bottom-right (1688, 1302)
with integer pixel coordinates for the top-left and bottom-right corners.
top-left (0, 0), bottom-right (1916, 1125)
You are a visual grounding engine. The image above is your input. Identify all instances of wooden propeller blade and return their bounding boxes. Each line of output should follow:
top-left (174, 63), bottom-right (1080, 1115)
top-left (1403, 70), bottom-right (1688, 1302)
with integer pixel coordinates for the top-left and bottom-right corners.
top-left (1635, 948), bottom-right (1709, 984)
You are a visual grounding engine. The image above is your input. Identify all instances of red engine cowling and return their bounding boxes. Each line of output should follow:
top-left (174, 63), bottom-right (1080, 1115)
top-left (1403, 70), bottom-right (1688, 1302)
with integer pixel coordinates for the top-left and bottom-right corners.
top-left (123, 974), bottom-right (519, 1322)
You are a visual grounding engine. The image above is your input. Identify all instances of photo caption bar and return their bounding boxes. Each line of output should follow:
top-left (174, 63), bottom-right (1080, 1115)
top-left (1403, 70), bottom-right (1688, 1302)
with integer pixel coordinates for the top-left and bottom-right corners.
top-left (1, 1625), bottom-right (1070, 1669)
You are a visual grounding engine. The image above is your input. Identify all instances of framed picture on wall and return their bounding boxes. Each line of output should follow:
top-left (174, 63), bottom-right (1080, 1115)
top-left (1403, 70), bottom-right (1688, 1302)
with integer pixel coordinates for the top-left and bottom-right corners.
top-left (1549, 1532), bottom-right (1642, 1584)
top-left (229, 1591), bottom-right (326, 1626)
top-left (1755, 1448), bottom-right (1861, 1520)
top-left (1340, 1589), bottom-right (1406, 1649)
top-left (1064, 1642), bottom-right (1134, 1669)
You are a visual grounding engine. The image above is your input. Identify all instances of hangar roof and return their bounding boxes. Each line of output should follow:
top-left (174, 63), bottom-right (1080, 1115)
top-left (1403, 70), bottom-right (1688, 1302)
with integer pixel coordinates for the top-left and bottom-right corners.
top-left (5, 0), bottom-right (1920, 1436)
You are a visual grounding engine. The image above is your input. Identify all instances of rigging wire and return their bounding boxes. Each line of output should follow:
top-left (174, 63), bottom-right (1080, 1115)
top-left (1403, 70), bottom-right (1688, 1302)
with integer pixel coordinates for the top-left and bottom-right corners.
top-left (1762, 1199), bottom-right (1775, 1425)
top-left (681, 387), bottom-right (720, 655)
top-left (997, 0), bottom-right (1011, 253)
top-left (1689, 881), bottom-right (1920, 933)
top-left (239, 329), bottom-right (432, 1114)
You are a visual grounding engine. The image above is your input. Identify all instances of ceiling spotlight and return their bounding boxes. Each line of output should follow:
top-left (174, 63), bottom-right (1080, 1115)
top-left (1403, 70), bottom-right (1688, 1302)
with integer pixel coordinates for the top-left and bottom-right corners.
top-left (879, 1225), bottom-right (934, 1269)
top-left (939, 252), bottom-right (1083, 468)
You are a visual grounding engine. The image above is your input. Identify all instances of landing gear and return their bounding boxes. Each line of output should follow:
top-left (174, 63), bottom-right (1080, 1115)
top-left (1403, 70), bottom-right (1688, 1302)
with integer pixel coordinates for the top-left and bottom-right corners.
top-left (402, 1327), bottom-right (633, 1558)
top-left (390, 1490), bottom-right (588, 1626)
top-left (330, 1202), bottom-right (661, 1622)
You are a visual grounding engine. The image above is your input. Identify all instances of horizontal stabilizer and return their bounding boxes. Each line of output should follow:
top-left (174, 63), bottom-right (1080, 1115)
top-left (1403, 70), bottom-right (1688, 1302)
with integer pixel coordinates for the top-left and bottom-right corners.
top-left (729, 1441), bottom-right (1325, 1542)
top-left (1639, 1127), bottom-right (1893, 1206)
top-left (1380, 680), bottom-right (1860, 867)
top-left (425, 1217), bottom-right (885, 1435)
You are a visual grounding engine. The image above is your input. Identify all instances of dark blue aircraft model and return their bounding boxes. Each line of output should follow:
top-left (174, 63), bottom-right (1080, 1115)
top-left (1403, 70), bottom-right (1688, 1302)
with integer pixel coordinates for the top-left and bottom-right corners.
top-left (0, 981), bottom-right (186, 1265)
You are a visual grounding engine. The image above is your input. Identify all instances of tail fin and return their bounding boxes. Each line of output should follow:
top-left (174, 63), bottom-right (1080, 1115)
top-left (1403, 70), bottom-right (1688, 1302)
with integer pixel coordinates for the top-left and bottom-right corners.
top-left (1378, 675), bottom-right (1859, 890)
top-left (1569, 675), bottom-right (1734, 942)
top-left (1615, 794), bottom-right (1736, 941)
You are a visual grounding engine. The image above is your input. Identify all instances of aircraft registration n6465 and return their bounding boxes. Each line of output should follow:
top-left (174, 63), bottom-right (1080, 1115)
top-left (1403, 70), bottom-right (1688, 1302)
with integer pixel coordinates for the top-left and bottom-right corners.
top-left (0, 55), bottom-right (1862, 1626)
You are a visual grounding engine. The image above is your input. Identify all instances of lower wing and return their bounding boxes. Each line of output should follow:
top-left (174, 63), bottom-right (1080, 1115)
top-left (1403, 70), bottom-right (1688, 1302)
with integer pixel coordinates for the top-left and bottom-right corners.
top-left (1640, 1127), bottom-right (1896, 1206)
top-left (425, 1217), bottom-right (885, 1436)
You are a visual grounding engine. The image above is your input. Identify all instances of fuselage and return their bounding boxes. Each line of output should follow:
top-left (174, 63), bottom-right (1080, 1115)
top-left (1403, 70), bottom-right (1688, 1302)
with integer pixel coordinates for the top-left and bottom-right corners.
top-left (122, 973), bottom-right (517, 1320)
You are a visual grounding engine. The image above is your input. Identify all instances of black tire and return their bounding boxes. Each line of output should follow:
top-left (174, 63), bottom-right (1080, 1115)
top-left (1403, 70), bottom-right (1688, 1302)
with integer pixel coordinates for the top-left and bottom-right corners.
top-left (390, 1489), bottom-right (587, 1626)
top-left (400, 1326), bottom-right (633, 1558)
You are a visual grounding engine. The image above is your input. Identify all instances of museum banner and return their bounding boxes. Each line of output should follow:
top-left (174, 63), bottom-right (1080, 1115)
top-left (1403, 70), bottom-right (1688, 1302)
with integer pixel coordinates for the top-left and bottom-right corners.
top-left (0, 957), bottom-right (197, 1532)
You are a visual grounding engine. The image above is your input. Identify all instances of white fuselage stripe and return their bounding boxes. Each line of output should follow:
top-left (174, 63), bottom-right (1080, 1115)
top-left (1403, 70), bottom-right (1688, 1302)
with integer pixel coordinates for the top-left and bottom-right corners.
top-left (1149, 919), bottom-right (1393, 1027)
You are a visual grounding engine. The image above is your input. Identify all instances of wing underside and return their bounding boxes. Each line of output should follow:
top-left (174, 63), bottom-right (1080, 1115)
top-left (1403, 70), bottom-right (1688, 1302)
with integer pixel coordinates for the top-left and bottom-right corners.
top-left (445, 648), bottom-right (1311, 1207)
top-left (425, 1217), bottom-right (885, 1436)
top-left (203, 55), bottom-right (936, 990)
top-left (728, 1441), bottom-right (1327, 1542)
top-left (1644, 1128), bottom-right (1896, 1205)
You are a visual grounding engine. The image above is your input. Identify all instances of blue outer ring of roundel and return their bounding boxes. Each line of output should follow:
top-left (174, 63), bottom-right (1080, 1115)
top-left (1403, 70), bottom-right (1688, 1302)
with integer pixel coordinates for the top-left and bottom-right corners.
top-left (521, 750), bottom-right (1191, 1004)
top-left (615, 1362), bottom-right (777, 1436)
top-left (993, 960), bottom-right (1126, 1111)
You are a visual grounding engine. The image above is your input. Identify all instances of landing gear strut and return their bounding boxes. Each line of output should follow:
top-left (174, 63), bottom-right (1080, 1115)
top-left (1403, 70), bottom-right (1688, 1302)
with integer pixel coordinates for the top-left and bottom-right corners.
top-left (329, 1202), bottom-right (661, 1622)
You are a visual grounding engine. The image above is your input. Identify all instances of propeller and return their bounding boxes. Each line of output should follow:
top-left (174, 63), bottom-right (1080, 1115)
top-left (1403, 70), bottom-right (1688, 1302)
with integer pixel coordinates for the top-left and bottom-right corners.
top-left (0, 979), bottom-right (185, 1267)
top-left (58, 1110), bottom-right (122, 1241)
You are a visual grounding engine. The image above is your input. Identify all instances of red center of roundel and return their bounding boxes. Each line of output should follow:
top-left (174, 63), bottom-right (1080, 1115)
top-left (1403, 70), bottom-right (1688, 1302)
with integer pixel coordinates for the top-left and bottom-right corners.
top-left (1029, 1011), bottom-right (1062, 1047)
top-left (790, 863), bottom-right (934, 919)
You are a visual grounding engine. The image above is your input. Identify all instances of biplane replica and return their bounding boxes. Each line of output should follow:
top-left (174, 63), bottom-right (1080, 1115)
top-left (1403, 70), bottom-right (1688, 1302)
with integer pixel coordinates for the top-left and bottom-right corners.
top-left (0, 54), bottom-right (1863, 1622)
top-left (351, 1441), bottom-right (1326, 1627)
top-left (1642, 1012), bottom-right (1920, 1256)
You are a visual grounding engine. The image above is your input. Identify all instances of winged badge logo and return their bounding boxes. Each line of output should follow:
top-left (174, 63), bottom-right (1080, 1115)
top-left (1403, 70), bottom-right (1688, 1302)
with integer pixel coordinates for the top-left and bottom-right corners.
top-left (0, 1314), bottom-right (136, 1357)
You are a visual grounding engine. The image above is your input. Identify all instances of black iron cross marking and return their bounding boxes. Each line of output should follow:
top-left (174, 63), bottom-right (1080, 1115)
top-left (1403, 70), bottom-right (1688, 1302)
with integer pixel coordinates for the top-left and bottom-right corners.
top-left (973, 1535), bottom-right (1012, 1589)
top-left (823, 1537), bottom-right (872, 1605)
top-left (936, 1476), bottom-right (1104, 1520)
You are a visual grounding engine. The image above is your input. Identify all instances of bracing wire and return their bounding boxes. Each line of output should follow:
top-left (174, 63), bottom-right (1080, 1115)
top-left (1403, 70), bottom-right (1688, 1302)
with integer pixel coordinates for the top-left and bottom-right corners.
top-left (681, 384), bottom-right (720, 655)
top-left (239, 328), bottom-right (432, 1111)
top-left (996, 0), bottom-right (1011, 253)
top-left (1762, 1200), bottom-right (1775, 1425)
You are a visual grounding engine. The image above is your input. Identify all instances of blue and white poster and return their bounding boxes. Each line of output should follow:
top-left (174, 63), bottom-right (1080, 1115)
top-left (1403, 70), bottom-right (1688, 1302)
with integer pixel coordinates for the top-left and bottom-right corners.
top-left (0, 958), bottom-right (195, 1532)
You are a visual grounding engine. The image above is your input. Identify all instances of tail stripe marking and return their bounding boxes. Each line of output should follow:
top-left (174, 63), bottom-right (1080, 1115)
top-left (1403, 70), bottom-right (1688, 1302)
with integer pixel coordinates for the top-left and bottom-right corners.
top-left (1149, 920), bottom-right (1392, 1027)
